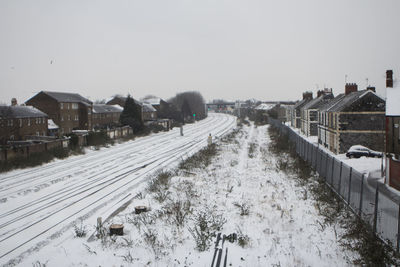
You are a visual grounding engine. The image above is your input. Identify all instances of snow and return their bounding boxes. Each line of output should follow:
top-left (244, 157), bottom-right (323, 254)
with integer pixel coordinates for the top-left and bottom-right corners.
top-left (0, 113), bottom-right (236, 265)
top-left (47, 119), bottom-right (59, 130)
top-left (0, 117), bottom-right (357, 266)
top-left (255, 103), bottom-right (275, 111)
top-left (292, 127), bottom-right (383, 176)
top-left (386, 79), bottom-right (400, 116)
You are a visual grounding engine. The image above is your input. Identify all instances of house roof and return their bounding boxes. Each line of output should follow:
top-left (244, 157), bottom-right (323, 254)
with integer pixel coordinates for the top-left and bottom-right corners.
top-left (318, 93), bottom-right (345, 112)
top-left (386, 78), bottom-right (400, 116)
top-left (93, 104), bottom-right (123, 114)
top-left (48, 119), bottom-right (59, 129)
top-left (328, 89), bottom-right (384, 112)
top-left (142, 97), bottom-right (162, 105)
top-left (107, 96), bottom-right (143, 106)
top-left (293, 98), bottom-right (312, 110)
top-left (255, 103), bottom-right (275, 110)
top-left (40, 91), bottom-right (92, 104)
top-left (302, 94), bottom-right (334, 111)
top-left (142, 103), bottom-right (156, 112)
top-left (0, 105), bottom-right (48, 119)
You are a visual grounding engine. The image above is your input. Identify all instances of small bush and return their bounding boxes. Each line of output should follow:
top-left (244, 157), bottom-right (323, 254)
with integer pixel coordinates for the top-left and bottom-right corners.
top-left (163, 199), bottom-right (192, 227)
top-left (179, 144), bottom-right (218, 171)
top-left (73, 221), bottom-right (87, 237)
top-left (233, 201), bottom-right (250, 216)
top-left (188, 209), bottom-right (226, 251)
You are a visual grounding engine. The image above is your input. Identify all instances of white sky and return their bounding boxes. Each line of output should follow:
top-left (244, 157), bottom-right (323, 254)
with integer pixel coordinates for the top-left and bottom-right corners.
top-left (0, 0), bottom-right (399, 104)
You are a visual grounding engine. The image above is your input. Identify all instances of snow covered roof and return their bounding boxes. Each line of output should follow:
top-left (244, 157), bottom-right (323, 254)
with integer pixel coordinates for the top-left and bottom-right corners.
top-left (142, 103), bottom-right (156, 112)
top-left (386, 79), bottom-right (400, 116)
top-left (142, 97), bottom-right (162, 106)
top-left (48, 119), bottom-right (59, 129)
top-left (255, 103), bottom-right (275, 110)
top-left (328, 89), bottom-right (384, 112)
top-left (0, 105), bottom-right (48, 119)
top-left (301, 94), bottom-right (334, 111)
top-left (39, 91), bottom-right (92, 104)
top-left (93, 104), bottom-right (123, 113)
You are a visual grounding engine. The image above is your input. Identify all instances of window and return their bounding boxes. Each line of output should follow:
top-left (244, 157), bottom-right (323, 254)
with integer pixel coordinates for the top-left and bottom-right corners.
top-left (68, 115), bottom-right (71, 121)
top-left (67, 103), bottom-right (70, 109)
top-left (36, 131), bottom-right (40, 136)
top-left (8, 119), bottom-right (13, 126)
top-left (19, 119), bottom-right (22, 127)
top-left (28, 119), bottom-right (30, 126)
top-left (61, 116), bottom-right (64, 121)
top-left (43, 131), bottom-right (46, 136)
top-left (60, 103), bottom-right (64, 109)
top-left (74, 115), bottom-right (79, 121)
top-left (72, 103), bottom-right (78, 109)
top-left (10, 135), bottom-right (14, 140)
top-left (88, 108), bottom-right (91, 114)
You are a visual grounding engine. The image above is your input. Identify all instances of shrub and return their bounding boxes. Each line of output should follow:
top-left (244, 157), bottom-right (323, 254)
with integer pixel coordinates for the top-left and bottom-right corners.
top-left (188, 209), bottom-right (226, 251)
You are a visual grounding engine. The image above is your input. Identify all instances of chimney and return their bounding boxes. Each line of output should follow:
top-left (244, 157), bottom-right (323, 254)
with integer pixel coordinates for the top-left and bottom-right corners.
top-left (345, 83), bottom-right (358, 95)
top-left (366, 86), bottom-right (376, 92)
top-left (302, 91), bottom-right (313, 100)
top-left (386, 70), bottom-right (393, 88)
top-left (11, 98), bottom-right (17, 106)
top-left (317, 90), bottom-right (323, 97)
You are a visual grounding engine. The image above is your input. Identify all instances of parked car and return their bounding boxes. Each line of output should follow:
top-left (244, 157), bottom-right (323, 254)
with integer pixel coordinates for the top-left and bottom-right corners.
top-left (345, 145), bottom-right (382, 158)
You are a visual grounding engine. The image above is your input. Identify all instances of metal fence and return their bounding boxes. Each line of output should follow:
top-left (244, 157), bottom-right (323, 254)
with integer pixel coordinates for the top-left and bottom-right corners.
top-left (269, 118), bottom-right (400, 251)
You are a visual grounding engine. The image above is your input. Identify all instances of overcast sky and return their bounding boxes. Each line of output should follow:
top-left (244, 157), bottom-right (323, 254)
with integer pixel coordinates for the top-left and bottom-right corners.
top-left (1, 0), bottom-right (399, 104)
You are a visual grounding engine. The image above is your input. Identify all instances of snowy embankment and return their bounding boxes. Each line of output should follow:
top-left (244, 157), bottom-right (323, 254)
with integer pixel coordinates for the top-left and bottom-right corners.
top-left (0, 113), bottom-right (236, 266)
top-left (19, 122), bottom-right (355, 266)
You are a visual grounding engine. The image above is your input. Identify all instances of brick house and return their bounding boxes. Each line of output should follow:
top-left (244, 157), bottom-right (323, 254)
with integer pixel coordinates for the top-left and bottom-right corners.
top-left (141, 97), bottom-right (170, 119)
top-left (26, 91), bottom-right (93, 135)
top-left (142, 103), bottom-right (157, 121)
top-left (385, 70), bottom-right (400, 190)
top-left (300, 89), bottom-right (334, 136)
top-left (0, 104), bottom-right (48, 144)
top-left (291, 91), bottom-right (313, 128)
top-left (319, 83), bottom-right (385, 154)
top-left (107, 96), bottom-right (157, 122)
top-left (92, 104), bottom-right (123, 129)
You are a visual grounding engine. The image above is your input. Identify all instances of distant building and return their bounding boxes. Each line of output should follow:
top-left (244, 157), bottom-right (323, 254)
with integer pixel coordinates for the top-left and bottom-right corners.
top-left (0, 102), bottom-right (48, 144)
top-left (300, 89), bottom-right (334, 136)
top-left (291, 92), bottom-right (313, 128)
top-left (318, 83), bottom-right (385, 154)
top-left (92, 104), bottom-right (123, 129)
top-left (26, 91), bottom-right (93, 135)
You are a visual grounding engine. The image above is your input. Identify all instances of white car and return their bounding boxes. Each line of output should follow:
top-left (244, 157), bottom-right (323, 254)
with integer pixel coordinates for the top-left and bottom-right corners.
top-left (345, 145), bottom-right (382, 158)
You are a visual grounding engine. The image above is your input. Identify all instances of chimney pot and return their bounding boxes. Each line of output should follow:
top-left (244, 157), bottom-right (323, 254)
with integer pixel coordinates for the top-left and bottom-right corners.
top-left (387, 70), bottom-right (393, 88)
top-left (345, 83), bottom-right (358, 95)
top-left (11, 98), bottom-right (17, 106)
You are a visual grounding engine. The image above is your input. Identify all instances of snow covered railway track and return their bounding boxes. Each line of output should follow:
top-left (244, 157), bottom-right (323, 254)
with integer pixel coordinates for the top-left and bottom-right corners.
top-left (0, 113), bottom-right (236, 264)
top-left (0, 114), bottom-right (224, 197)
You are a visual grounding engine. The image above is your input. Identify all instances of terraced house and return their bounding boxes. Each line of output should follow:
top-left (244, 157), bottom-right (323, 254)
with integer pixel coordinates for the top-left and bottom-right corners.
top-left (0, 102), bottom-right (48, 144)
top-left (318, 83), bottom-right (385, 154)
top-left (300, 88), bottom-right (333, 136)
top-left (92, 104), bottom-right (123, 129)
top-left (26, 91), bottom-right (93, 135)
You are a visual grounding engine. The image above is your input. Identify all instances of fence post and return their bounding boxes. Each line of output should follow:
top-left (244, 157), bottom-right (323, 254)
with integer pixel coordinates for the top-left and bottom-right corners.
top-left (338, 162), bottom-right (343, 193)
top-left (359, 174), bottom-right (364, 217)
top-left (373, 183), bottom-right (379, 233)
top-left (348, 167), bottom-right (352, 204)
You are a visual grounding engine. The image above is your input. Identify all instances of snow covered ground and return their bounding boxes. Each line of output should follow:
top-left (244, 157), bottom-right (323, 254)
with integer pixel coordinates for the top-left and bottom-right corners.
top-left (291, 127), bottom-right (383, 176)
top-left (0, 113), bottom-right (236, 266)
top-left (9, 121), bottom-right (357, 266)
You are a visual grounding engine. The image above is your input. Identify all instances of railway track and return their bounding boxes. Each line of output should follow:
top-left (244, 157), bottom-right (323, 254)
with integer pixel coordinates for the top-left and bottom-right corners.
top-left (0, 113), bottom-right (236, 264)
